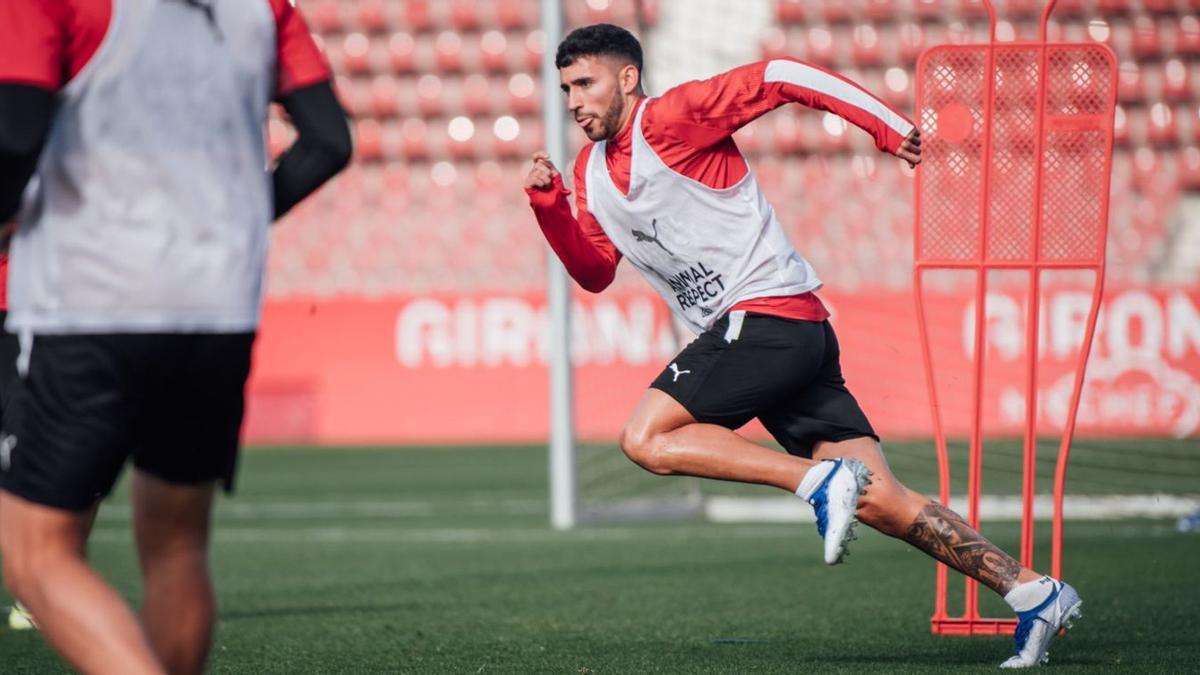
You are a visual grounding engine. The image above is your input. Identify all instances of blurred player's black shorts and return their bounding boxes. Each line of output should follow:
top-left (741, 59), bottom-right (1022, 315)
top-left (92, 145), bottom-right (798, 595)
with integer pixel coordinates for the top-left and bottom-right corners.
top-left (651, 312), bottom-right (878, 458)
top-left (0, 332), bottom-right (255, 511)
top-left (0, 312), bottom-right (20, 422)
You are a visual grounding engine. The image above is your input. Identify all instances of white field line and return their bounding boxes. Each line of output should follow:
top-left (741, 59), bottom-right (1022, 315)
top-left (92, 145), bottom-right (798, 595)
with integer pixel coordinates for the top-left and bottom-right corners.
top-left (94, 499), bottom-right (545, 522)
top-left (705, 494), bottom-right (1200, 523)
top-left (84, 520), bottom-right (1188, 546)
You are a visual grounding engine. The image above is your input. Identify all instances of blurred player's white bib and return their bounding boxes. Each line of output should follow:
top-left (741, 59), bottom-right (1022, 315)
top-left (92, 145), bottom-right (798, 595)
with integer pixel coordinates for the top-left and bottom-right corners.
top-left (8, 0), bottom-right (276, 333)
top-left (585, 100), bottom-right (822, 334)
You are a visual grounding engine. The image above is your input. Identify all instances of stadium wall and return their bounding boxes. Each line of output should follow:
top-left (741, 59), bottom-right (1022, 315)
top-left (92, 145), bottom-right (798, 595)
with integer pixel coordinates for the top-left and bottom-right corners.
top-left (244, 286), bottom-right (1200, 444)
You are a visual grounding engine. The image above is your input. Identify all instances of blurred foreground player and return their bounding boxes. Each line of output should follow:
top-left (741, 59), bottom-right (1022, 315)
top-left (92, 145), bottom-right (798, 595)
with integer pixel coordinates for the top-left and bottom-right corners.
top-left (525, 24), bottom-right (1080, 668)
top-left (0, 1), bottom-right (351, 672)
top-left (0, 242), bottom-right (34, 632)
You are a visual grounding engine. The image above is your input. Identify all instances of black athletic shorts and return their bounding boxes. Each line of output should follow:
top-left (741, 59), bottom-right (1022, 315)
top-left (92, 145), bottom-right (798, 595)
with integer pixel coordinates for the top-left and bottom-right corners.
top-left (0, 312), bottom-right (20, 424)
top-left (0, 332), bottom-right (255, 511)
top-left (650, 312), bottom-right (878, 458)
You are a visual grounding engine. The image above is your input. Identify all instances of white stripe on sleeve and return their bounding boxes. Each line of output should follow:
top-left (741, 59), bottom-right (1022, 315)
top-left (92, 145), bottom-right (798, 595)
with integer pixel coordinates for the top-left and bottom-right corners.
top-left (764, 60), bottom-right (914, 139)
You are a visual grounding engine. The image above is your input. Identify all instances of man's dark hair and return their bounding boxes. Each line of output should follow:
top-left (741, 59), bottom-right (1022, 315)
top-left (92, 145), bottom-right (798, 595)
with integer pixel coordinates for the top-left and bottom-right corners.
top-left (555, 23), bottom-right (643, 72)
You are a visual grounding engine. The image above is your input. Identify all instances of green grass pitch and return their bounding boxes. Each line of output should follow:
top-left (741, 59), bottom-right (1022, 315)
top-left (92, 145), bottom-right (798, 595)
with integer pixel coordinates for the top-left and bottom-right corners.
top-left (1, 442), bottom-right (1197, 673)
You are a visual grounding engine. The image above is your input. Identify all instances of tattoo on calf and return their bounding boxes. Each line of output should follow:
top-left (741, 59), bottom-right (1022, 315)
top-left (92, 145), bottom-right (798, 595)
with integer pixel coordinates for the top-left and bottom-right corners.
top-left (903, 502), bottom-right (1022, 595)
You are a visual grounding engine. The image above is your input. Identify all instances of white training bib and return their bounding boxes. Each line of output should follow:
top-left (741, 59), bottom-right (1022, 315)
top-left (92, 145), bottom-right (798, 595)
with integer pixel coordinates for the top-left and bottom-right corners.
top-left (585, 100), bottom-right (823, 334)
top-left (8, 0), bottom-right (277, 334)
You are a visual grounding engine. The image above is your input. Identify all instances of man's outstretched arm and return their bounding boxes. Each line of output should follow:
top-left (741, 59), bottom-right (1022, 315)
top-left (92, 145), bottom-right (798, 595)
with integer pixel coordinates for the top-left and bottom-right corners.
top-left (524, 149), bottom-right (621, 293)
top-left (652, 58), bottom-right (921, 166)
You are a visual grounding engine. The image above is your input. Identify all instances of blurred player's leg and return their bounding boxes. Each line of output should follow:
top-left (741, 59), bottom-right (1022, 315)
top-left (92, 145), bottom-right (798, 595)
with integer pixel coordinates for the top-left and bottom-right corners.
top-left (0, 308), bottom-right (33, 630)
top-left (0, 492), bottom-right (163, 674)
top-left (132, 472), bottom-right (217, 675)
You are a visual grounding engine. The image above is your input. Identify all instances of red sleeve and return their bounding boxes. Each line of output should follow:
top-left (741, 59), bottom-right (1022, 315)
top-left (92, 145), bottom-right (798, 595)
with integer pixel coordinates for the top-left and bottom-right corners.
top-left (650, 59), bottom-right (915, 154)
top-left (271, 0), bottom-right (333, 97)
top-left (0, 1), bottom-right (71, 90)
top-left (525, 145), bottom-right (622, 294)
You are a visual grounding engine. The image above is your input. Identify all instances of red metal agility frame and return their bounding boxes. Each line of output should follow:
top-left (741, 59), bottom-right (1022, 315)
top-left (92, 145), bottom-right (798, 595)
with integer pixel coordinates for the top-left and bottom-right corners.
top-left (913, 1), bottom-right (1117, 635)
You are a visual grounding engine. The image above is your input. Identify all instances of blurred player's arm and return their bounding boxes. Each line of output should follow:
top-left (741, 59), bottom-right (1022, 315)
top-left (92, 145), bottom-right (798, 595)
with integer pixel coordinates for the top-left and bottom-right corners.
top-left (653, 59), bottom-right (921, 166)
top-left (271, 81), bottom-right (352, 219)
top-left (270, 0), bottom-right (352, 220)
top-left (0, 84), bottom-right (54, 224)
top-left (524, 148), bottom-right (621, 293)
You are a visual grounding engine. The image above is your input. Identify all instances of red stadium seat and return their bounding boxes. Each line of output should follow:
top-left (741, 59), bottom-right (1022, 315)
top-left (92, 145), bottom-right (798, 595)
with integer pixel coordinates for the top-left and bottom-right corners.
top-left (881, 66), bottom-right (913, 108)
top-left (388, 32), bottom-right (416, 74)
top-left (760, 27), bottom-right (790, 61)
top-left (369, 75), bottom-right (402, 119)
top-left (523, 30), bottom-right (545, 72)
top-left (479, 31), bottom-right (510, 73)
top-left (821, 0), bottom-right (851, 24)
top-left (1132, 16), bottom-right (1162, 60)
top-left (355, 120), bottom-right (384, 162)
top-left (1148, 103), bottom-right (1179, 146)
top-left (772, 111), bottom-right (807, 154)
top-left (958, 0), bottom-right (988, 20)
top-left (1176, 16), bottom-right (1200, 57)
top-left (1118, 61), bottom-right (1146, 104)
top-left (463, 74), bottom-right (494, 116)
top-left (492, 115), bottom-right (524, 159)
top-left (334, 76), bottom-right (366, 119)
top-left (1162, 60), bottom-right (1193, 102)
top-left (851, 24), bottom-right (883, 66)
top-left (805, 27), bottom-right (836, 67)
top-left (309, 0), bottom-right (344, 33)
top-left (381, 121), bottom-right (407, 160)
top-left (400, 118), bottom-right (431, 160)
top-left (1178, 146), bottom-right (1200, 190)
top-left (339, 33), bottom-right (371, 76)
top-left (1188, 104), bottom-right (1200, 143)
top-left (776, 0), bottom-right (806, 24)
top-left (913, 0), bottom-right (942, 22)
top-left (449, 0), bottom-right (482, 31)
top-left (416, 74), bottom-right (445, 117)
top-left (405, 0), bottom-right (434, 33)
top-left (446, 116), bottom-right (480, 160)
top-left (434, 31), bottom-right (465, 73)
top-left (506, 73), bottom-right (539, 116)
top-left (1051, 0), bottom-right (1084, 18)
top-left (865, 0), bottom-right (897, 22)
top-left (1007, 0), bottom-right (1039, 19)
top-left (1141, 0), bottom-right (1177, 14)
top-left (898, 22), bottom-right (926, 64)
top-left (354, 0), bottom-right (388, 33)
top-left (1095, 0), bottom-right (1132, 15)
top-left (496, 0), bottom-right (532, 30)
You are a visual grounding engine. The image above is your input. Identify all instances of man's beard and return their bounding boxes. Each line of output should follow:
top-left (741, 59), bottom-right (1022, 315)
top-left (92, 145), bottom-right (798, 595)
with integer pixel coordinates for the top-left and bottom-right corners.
top-left (586, 92), bottom-right (626, 141)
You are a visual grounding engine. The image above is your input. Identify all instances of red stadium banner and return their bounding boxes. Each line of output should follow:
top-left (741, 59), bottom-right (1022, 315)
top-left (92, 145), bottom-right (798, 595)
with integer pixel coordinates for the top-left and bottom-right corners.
top-left (245, 287), bottom-right (1200, 444)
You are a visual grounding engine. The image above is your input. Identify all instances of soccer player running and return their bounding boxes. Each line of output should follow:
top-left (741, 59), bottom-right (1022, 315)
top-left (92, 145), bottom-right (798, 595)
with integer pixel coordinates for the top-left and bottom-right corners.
top-left (526, 24), bottom-right (1080, 669)
top-left (0, 1), bottom-right (351, 673)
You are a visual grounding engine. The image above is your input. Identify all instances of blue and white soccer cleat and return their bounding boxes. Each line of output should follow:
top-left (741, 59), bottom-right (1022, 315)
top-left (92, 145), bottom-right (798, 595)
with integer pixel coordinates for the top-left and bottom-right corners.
top-left (803, 458), bottom-right (872, 565)
top-left (1000, 580), bottom-right (1082, 669)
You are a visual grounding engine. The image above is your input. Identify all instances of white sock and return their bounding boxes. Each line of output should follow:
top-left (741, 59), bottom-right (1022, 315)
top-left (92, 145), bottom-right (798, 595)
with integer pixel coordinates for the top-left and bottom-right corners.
top-left (795, 460), bottom-right (836, 501)
top-left (1004, 576), bottom-right (1056, 613)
